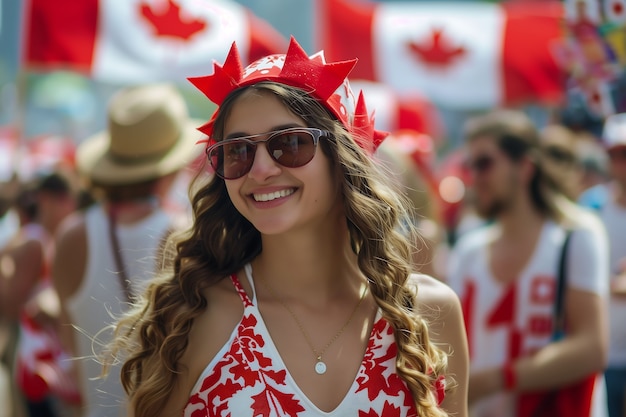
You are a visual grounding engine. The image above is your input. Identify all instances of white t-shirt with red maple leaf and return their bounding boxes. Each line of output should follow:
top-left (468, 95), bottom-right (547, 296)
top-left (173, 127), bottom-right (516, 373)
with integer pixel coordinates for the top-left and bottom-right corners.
top-left (447, 220), bottom-right (608, 417)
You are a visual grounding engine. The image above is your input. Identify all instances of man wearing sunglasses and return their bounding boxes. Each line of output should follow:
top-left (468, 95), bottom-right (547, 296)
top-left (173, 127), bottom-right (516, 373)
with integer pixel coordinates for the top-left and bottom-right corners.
top-left (446, 109), bottom-right (609, 417)
top-left (579, 113), bottom-right (626, 417)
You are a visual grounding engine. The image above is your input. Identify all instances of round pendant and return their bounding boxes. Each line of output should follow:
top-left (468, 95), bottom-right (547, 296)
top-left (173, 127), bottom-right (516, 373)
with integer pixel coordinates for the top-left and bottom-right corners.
top-left (315, 361), bottom-right (327, 375)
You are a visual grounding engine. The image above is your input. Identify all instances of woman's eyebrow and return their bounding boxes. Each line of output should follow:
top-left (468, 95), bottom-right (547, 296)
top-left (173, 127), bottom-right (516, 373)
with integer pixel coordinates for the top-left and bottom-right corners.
top-left (224, 124), bottom-right (305, 140)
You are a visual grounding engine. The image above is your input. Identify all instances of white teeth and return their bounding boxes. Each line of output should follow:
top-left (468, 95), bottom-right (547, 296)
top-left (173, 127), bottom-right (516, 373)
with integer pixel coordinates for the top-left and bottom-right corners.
top-left (253, 189), bottom-right (295, 202)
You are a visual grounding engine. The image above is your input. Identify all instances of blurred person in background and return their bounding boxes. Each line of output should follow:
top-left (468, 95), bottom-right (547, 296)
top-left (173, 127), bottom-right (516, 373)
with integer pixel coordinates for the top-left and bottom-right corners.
top-left (539, 124), bottom-right (583, 201)
top-left (578, 135), bottom-right (613, 211)
top-left (579, 113), bottom-right (626, 417)
top-left (446, 109), bottom-right (609, 417)
top-left (52, 83), bottom-right (201, 417)
top-left (0, 175), bottom-right (28, 417)
top-left (577, 136), bottom-right (610, 205)
top-left (376, 130), bottom-right (445, 277)
top-left (1, 171), bottom-right (81, 417)
top-left (0, 178), bottom-right (20, 248)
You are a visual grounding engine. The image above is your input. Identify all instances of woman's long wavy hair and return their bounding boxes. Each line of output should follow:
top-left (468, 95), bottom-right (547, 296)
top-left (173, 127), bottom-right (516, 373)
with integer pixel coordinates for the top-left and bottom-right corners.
top-left (107, 82), bottom-right (450, 417)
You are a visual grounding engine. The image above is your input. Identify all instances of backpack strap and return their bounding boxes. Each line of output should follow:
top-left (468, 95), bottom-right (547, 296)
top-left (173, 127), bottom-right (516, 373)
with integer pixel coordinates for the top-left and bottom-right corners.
top-left (107, 208), bottom-right (134, 303)
top-left (553, 229), bottom-right (573, 340)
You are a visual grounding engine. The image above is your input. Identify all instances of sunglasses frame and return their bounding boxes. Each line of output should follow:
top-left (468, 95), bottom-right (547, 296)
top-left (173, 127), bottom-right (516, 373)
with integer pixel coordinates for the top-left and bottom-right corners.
top-left (207, 127), bottom-right (330, 180)
top-left (545, 146), bottom-right (577, 166)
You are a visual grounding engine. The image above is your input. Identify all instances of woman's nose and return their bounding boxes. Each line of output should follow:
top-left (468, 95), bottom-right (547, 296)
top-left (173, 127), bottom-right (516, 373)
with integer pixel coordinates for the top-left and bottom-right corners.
top-left (247, 143), bottom-right (282, 181)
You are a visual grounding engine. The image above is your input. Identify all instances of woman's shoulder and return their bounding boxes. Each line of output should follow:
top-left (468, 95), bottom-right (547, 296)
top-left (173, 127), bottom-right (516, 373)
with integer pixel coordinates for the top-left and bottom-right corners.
top-left (408, 273), bottom-right (466, 344)
top-left (56, 210), bottom-right (87, 242)
top-left (51, 211), bottom-right (89, 300)
top-left (409, 272), bottom-right (469, 414)
top-left (408, 273), bottom-right (461, 313)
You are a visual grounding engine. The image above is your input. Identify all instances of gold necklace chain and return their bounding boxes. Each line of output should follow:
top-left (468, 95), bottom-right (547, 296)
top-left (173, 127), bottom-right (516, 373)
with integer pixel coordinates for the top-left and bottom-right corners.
top-left (258, 276), bottom-right (368, 375)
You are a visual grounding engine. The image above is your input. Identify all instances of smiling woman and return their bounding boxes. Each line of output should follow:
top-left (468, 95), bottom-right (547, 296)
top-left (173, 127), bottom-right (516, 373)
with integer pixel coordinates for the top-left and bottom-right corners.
top-left (106, 37), bottom-right (469, 417)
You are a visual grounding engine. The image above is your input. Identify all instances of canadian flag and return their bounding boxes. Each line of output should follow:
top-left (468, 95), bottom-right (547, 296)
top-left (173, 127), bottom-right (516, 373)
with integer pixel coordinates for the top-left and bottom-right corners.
top-left (23, 0), bottom-right (287, 84)
top-left (318, 0), bottom-right (566, 109)
top-left (584, 81), bottom-right (616, 117)
top-left (350, 80), bottom-right (444, 139)
top-left (604, 0), bottom-right (626, 25)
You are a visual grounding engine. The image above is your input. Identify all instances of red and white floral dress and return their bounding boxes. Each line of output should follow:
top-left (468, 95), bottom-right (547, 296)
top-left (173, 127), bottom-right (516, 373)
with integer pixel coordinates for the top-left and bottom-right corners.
top-left (183, 265), bottom-right (445, 417)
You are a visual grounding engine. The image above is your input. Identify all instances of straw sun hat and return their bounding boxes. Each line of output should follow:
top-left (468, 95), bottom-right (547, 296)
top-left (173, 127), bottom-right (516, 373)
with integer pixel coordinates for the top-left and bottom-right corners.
top-left (77, 84), bottom-right (203, 186)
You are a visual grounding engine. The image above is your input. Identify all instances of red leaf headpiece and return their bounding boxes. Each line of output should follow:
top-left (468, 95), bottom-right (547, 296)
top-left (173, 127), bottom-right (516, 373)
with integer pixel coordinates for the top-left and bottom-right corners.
top-left (188, 36), bottom-right (387, 153)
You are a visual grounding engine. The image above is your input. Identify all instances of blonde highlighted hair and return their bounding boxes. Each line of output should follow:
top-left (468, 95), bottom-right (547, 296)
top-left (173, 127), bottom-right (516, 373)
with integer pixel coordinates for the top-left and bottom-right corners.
top-left (107, 82), bottom-right (449, 417)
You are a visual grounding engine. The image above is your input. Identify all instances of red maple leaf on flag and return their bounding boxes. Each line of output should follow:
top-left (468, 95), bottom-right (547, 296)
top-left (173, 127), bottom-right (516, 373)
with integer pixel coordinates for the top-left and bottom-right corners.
top-left (140, 0), bottom-right (207, 41)
top-left (407, 28), bottom-right (466, 68)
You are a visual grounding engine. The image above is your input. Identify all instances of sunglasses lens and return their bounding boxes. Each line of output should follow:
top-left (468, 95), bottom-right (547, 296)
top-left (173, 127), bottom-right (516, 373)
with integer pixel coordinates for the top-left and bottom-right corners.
top-left (546, 147), bottom-right (576, 165)
top-left (467, 155), bottom-right (494, 173)
top-left (267, 131), bottom-right (317, 168)
top-left (209, 141), bottom-right (255, 180)
top-left (208, 129), bottom-right (322, 180)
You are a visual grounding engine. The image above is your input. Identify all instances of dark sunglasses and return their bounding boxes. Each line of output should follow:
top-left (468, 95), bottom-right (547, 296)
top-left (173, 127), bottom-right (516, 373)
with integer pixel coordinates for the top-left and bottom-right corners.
top-left (465, 154), bottom-right (495, 174)
top-left (545, 146), bottom-right (577, 165)
top-left (207, 127), bottom-right (330, 180)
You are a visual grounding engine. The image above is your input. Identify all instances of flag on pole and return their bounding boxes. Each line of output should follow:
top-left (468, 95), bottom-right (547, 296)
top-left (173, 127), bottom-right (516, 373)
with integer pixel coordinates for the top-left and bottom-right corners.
top-left (317, 0), bottom-right (567, 109)
top-left (23, 0), bottom-right (287, 84)
top-left (350, 80), bottom-right (444, 139)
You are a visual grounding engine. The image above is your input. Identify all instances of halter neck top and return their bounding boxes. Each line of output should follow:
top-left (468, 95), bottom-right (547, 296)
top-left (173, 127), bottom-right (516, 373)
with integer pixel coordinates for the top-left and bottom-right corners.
top-left (183, 265), bottom-right (444, 416)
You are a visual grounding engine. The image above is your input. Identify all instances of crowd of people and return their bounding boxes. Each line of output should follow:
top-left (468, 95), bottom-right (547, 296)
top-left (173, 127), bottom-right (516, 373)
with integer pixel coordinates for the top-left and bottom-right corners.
top-left (0, 36), bottom-right (623, 417)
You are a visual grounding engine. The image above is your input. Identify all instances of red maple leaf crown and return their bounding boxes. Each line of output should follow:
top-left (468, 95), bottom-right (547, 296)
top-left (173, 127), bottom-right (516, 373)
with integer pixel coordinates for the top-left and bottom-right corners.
top-left (188, 36), bottom-right (387, 153)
